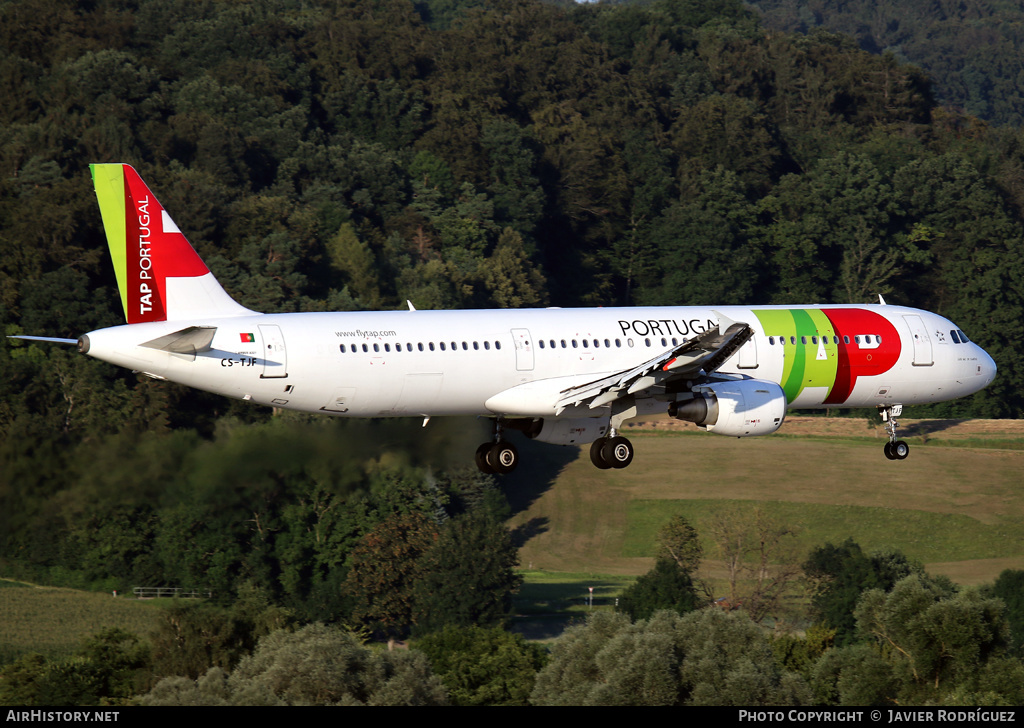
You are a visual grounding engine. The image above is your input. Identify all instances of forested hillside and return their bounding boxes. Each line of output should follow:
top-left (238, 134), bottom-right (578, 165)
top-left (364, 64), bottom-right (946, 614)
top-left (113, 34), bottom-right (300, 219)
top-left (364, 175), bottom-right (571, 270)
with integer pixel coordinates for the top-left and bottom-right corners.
top-left (3, 0), bottom-right (1024, 706)
top-left (752, 0), bottom-right (1024, 127)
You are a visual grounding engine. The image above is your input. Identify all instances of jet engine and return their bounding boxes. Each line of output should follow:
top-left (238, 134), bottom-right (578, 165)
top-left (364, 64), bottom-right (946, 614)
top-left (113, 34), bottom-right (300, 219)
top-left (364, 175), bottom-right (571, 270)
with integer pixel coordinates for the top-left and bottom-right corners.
top-left (669, 380), bottom-right (786, 437)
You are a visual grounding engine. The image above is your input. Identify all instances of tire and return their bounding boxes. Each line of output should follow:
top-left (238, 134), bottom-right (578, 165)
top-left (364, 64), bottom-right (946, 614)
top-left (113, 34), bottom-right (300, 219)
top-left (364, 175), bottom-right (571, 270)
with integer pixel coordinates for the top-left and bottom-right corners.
top-left (476, 442), bottom-right (496, 474)
top-left (601, 436), bottom-right (634, 469)
top-left (487, 441), bottom-right (519, 474)
top-left (884, 442), bottom-right (897, 460)
top-left (893, 440), bottom-right (910, 460)
top-left (590, 438), bottom-right (612, 469)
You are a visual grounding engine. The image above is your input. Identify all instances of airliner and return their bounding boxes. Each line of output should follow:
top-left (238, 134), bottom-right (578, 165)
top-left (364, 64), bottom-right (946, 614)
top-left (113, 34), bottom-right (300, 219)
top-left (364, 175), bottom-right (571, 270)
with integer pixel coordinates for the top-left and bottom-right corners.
top-left (11, 164), bottom-right (997, 473)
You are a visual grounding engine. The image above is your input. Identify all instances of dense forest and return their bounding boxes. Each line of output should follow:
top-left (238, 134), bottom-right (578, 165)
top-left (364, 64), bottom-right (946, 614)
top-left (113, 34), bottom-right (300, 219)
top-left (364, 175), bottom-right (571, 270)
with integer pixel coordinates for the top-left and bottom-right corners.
top-left (752, 0), bottom-right (1024, 127)
top-left (3, 0), bottom-right (1024, 706)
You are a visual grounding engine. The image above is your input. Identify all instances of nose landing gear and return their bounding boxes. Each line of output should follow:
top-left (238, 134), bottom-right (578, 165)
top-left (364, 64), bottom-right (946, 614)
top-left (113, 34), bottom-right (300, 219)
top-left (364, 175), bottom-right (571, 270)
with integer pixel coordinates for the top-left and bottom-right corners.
top-left (880, 404), bottom-right (909, 460)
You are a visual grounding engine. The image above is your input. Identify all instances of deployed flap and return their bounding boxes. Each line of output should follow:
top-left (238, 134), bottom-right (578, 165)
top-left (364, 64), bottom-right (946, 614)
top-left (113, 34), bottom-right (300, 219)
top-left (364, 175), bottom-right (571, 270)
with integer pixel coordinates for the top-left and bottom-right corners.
top-left (554, 314), bottom-right (752, 414)
top-left (139, 326), bottom-right (217, 355)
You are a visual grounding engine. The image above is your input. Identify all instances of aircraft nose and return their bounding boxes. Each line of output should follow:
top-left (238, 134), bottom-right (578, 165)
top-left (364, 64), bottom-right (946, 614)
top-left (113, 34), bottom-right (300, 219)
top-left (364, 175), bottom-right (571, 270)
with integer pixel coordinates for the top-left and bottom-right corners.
top-left (977, 346), bottom-right (997, 388)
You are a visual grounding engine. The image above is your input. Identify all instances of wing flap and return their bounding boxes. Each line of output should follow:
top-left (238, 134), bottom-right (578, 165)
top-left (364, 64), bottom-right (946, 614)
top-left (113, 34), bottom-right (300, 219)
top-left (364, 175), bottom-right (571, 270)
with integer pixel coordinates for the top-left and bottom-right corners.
top-left (555, 313), bottom-right (752, 411)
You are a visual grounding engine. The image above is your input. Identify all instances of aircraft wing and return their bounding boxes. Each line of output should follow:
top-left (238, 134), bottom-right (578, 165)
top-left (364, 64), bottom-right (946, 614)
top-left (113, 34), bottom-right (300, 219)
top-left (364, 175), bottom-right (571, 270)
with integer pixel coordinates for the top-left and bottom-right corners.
top-left (554, 311), bottom-right (752, 414)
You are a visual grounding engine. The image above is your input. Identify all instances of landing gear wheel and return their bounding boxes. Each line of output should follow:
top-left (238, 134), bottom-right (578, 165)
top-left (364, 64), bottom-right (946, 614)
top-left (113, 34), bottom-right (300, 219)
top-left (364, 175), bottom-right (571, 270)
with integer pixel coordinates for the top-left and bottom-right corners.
top-left (487, 441), bottom-right (519, 474)
top-left (590, 438), bottom-right (612, 469)
top-left (476, 443), bottom-right (497, 474)
top-left (892, 440), bottom-right (910, 460)
top-left (601, 435), bottom-right (634, 469)
top-left (884, 442), bottom-right (896, 460)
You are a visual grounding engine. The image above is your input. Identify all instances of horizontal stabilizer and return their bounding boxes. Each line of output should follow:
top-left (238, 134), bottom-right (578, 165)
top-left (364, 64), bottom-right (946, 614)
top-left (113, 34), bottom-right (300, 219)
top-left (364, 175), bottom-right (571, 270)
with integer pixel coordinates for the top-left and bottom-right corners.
top-left (139, 326), bottom-right (217, 355)
top-left (7, 335), bottom-right (78, 345)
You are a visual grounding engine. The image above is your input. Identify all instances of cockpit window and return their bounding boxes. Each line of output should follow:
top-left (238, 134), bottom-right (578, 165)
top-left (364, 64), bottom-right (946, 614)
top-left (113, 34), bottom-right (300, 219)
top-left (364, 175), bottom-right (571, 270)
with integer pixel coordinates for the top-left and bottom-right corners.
top-left (951, 330), bottom-right (961, 344)
top-left (958, 330), bottom-right (970, 343)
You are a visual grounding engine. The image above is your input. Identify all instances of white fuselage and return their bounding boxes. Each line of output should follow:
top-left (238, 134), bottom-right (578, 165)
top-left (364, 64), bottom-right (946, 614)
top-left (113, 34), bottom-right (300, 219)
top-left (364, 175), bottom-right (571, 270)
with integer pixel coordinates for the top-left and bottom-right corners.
top-left (81, 304), bottom-right (996, 421)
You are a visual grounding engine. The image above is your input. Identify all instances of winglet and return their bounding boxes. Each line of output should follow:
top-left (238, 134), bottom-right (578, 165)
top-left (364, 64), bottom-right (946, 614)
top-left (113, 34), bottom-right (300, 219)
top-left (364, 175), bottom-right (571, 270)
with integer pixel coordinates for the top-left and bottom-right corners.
top-left (90, 164), bottom-right (255, 323)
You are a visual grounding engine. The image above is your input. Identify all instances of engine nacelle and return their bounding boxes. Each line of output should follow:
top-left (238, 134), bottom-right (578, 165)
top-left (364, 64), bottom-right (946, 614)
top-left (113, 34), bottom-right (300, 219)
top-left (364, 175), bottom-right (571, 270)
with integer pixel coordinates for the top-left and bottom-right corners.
top-left (511, 417), bottom-right (609, 446)
top-left (670, 380), bottom-right (787, 437)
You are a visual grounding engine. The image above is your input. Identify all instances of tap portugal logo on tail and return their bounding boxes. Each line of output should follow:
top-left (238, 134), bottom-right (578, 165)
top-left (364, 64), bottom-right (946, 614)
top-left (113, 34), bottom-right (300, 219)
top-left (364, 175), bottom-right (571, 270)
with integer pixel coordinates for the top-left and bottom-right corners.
top-left (91, 164), bottom-right (208, 323)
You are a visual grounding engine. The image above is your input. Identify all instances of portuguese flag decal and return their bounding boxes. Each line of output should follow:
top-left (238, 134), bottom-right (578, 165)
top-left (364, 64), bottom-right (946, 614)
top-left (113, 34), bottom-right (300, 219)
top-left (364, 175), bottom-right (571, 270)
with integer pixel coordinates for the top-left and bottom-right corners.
top-left (240, 333), bottom-right (255, 343)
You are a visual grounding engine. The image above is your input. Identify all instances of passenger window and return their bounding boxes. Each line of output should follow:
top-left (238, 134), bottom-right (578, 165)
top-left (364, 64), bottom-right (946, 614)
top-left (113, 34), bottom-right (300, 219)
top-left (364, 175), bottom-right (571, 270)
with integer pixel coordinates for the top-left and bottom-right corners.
top-left (362, 344), bottom-right (368, 352)
top-left (811, 336), bottom-right (817, 344)
top-left (605, 339), bottom-right (611, 347)
top-left (429, 342), bottom-right (435, 351)
top-left (495, 341), bottom-right (501, 350)
top-left (473, 341), bottom-right (479, 350)
top-left (439, 342), bottom-right (446, 351)
top-left (539, 340), bottom-right (545, 349)
top-left (572, 340), bottom-right (578, 348)
top-left (484, 341), bottom-right (490, 350)
top-left (645, 338), bottom-right (651, 347)
top-left (340, 344), bottom-right (346, 353)
top-left (801, 336), bottom-right (807, 345)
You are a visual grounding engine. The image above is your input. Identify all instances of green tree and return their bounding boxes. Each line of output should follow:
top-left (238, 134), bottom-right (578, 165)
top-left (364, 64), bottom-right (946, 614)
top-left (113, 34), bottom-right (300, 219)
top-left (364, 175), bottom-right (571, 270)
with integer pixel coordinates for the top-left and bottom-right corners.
top-left (986, 569), bottom-right (1024, 656)
top-left (411, 510), bottom-right (522, 632)
top-left (803, 539), bottom-right (921, 645)
top-left (656, 515), bottom-right (703, 574)
top-left (854, 575), bottom-right (1011, 703)
top-left (531, 609), bottom-right (810, 706)
top-left (617, 558), bottom-right (701, 622)
top-left (142, 623), bottom-right (448, 706)
top-left (344, 512), bottom-right (440, 639)
top-left (414, 625), bottom-right (546, 706)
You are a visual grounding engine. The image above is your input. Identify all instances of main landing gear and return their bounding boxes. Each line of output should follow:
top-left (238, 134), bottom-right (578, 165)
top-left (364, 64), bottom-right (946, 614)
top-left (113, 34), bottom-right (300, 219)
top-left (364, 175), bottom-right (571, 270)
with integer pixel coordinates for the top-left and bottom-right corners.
top-left (589, 434), bottom-right (634, 469)
top-left (880, 404), bottom-right (910, 460)
top-left (475, 419), bottom-right (519, 475)
top-left (590, 396), bottom-right (637, 469)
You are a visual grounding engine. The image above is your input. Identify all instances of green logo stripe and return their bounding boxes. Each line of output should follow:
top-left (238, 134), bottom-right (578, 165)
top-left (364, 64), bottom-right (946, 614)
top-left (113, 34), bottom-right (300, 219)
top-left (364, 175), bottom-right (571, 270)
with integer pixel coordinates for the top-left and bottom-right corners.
top-left (752, 309), bottom-right (839, 404)
top-left (90, 164), bottom-right (129, 320)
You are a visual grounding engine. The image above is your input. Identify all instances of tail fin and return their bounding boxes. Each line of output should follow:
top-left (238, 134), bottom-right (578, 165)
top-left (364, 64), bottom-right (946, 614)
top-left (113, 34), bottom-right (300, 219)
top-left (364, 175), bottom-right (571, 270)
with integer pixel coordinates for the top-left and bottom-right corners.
top-left (91, 164), bottom-right (255, 323)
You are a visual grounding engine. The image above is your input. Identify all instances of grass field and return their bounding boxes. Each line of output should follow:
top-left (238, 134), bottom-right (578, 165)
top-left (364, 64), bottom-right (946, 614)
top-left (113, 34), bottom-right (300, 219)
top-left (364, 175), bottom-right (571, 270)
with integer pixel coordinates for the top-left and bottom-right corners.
top-left (505, 418), bottom-right (1024, 589)
top-left (0, 580), bottom-right (169, 664)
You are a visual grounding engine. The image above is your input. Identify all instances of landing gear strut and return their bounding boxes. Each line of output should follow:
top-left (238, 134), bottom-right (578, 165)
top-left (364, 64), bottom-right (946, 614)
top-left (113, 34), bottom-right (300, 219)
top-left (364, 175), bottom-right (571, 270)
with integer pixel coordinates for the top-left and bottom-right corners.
top-left (475, 419), bottom-right (519, 474)
top-left (880, 404), bottom-right (909, 460)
